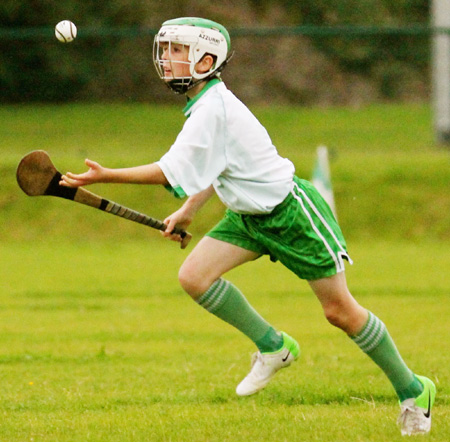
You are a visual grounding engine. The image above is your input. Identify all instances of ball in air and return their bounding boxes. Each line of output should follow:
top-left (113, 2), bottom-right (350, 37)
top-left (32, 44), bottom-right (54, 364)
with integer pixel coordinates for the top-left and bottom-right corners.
top-left (55, 20), bottom-right (77, 43)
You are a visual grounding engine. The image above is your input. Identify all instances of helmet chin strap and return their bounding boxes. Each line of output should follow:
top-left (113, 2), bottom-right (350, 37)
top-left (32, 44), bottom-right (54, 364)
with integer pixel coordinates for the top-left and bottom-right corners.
top-left (165, 78), bottom-right (192, 94)
top-left (166, 74), bottom-right (212, 95)
top-left (166, 51), bottom-right (235, 95)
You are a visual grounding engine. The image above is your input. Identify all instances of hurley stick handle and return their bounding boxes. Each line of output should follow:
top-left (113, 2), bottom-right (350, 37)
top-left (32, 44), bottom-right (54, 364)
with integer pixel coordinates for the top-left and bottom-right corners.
top-left (16, 150), bottom-right (192, 249)
top-left (73, 186), bottom-right (192, 249)
top-left (90, 192), bottom-right (192, 249)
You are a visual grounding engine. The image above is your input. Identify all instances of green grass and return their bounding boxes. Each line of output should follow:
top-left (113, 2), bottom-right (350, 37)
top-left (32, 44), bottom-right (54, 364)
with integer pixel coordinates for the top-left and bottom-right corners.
top-left (0, 102), bottom-right (449, 440)
top-left (0, 240), bottom-right (449, 441)
top-left (1, 102), bottom-right (450, 241)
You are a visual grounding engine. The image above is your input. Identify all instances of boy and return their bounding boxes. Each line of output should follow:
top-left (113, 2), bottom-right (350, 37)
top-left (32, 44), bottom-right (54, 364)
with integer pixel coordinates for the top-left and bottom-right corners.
top-left (61, 17), bottom-right (435, 436)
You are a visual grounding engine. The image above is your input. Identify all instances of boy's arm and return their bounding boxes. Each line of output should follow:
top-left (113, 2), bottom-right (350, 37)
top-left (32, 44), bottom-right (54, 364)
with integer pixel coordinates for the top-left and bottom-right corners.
top-left (60, 159), bottom-right (169, 188)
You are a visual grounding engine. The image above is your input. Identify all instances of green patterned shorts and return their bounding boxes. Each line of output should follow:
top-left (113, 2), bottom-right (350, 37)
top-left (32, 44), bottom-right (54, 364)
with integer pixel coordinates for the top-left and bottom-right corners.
top-left (206, 176), bottom-right (352, 280)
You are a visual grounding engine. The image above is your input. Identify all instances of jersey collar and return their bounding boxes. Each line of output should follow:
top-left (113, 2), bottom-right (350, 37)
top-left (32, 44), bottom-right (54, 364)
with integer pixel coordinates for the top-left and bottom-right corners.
top-left (183, 78), bottom-right (221, 117)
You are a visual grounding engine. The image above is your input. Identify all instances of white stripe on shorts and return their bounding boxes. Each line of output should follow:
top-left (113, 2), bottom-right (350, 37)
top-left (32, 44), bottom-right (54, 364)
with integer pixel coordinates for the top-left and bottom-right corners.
top-left (292, 182), bottom-right (352, 274)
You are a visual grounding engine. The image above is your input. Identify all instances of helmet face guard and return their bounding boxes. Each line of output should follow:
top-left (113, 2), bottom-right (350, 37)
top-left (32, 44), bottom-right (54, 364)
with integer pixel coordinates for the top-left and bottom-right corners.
top-left (153, 17), bottom-right (231, 94)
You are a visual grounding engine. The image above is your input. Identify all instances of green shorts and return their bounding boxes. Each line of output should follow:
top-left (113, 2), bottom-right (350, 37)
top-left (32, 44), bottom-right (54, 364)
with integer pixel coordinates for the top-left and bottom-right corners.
top-left (206, 176), bottom-right (352, 280)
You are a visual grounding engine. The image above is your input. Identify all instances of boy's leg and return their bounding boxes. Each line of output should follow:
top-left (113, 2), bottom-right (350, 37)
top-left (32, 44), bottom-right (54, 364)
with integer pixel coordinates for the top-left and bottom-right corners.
top-left (309, 272), bottom-right (435, 435)
top-left (309, 272), bottom-right (423, 398)
top-left (179, 237), bottom-right (282, 352)
top-left (196, 278), bottom-right (282, 352)
top-left (178, 236), bottom-right (299, 394)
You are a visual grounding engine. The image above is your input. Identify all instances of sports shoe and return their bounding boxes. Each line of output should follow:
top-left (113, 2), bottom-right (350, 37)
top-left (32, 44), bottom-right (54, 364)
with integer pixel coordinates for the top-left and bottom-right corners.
top-left (398, 375), bottom-right (436, 436)
top-left (236, 331), bottom-right (300, 396)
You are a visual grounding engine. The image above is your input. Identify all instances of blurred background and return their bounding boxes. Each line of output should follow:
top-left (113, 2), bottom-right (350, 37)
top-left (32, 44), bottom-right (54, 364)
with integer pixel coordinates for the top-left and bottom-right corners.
top-left (0, 0), bottom-right (432, 106)
top-left (1, 0), bottom-right (449, 244)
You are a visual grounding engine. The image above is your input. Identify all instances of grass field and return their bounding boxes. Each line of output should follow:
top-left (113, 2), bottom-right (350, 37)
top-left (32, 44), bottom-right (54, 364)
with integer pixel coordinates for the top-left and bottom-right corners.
top-left (1, 103), bottom-right (449, 441)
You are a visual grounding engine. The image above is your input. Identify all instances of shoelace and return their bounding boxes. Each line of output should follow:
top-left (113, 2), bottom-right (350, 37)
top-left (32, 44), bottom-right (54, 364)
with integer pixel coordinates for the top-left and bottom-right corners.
top-left (250, 352), bottom-right (262, 368)
top-left (246, 352), bottom-right (268, 379)
top-left (398, 404), bottom-right (426, 431)
top-left (398, 404), bottom-right (415, 426)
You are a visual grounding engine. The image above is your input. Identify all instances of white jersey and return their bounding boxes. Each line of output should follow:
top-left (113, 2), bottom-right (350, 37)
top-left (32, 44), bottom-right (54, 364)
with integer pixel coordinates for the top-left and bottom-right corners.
top-left (157, 80), bottom-right (295, 214)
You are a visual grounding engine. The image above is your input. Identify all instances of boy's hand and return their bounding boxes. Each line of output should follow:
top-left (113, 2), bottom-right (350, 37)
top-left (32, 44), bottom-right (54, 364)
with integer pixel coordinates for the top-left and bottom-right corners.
top-left (161, 186), bottom-right (213, 243)
top-left (162, 208), bottom-right (193, 243)
top-left (60, 159), bottom-right (108, 188)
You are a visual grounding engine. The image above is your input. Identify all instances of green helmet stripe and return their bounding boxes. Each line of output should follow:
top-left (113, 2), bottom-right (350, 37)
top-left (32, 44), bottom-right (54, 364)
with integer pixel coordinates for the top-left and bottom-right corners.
top-left (162, 17), bottom-right (231, 51)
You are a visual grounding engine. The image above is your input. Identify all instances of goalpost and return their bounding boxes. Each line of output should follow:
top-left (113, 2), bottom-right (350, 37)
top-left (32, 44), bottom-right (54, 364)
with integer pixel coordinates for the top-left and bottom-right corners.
top-left (432, 0), bottom-right (450, 145)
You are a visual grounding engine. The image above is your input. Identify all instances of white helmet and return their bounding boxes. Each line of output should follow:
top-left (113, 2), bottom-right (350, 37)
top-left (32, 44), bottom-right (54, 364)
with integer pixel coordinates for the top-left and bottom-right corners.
top-left (153, 17), bottom-right (232, 94)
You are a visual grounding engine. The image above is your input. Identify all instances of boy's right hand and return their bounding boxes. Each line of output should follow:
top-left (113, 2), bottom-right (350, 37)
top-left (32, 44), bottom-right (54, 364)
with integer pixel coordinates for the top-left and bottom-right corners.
top-left (60, 159), bottom-right (108, 188)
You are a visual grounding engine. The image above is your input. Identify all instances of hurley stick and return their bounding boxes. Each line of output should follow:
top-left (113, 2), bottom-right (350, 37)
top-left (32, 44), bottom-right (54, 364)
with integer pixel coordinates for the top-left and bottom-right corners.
top-left (16, 150), bottom-right (192, 249)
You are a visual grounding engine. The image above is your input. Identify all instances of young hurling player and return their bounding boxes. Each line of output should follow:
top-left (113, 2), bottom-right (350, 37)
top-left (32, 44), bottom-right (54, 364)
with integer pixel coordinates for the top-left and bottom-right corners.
top-left (61, 17), bottom-right (435, 436)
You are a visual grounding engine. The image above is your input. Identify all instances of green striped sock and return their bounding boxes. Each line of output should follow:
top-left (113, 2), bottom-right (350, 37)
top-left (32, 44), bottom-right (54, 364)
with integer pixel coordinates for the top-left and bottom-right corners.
top-left (351, 311), bottom-right (423, 401)
top-left (197, 279), bottom-right (283, 353)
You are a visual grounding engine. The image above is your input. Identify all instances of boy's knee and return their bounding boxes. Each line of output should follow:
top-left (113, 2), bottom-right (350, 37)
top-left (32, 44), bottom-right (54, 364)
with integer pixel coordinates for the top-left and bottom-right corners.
top-left (322, 301), bottom-right (367, 335)
top-left (178, 264), bottom-right (210, 299)
top-left (323, 302), bottom-right (345, 328)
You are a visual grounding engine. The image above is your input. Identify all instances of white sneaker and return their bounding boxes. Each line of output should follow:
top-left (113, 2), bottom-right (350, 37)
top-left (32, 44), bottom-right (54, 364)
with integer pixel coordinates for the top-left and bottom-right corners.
top-left (398, 375), bottom-right (436, 436)
top-left (236, 332), bottom-right (300, 397)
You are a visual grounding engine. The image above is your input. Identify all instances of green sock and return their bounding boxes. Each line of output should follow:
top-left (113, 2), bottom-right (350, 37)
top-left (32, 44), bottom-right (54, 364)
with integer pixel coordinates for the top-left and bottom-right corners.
top-left (351, 311), bottom-right (423, 402)
top-left (196, 278), bottom-right (283, 353)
